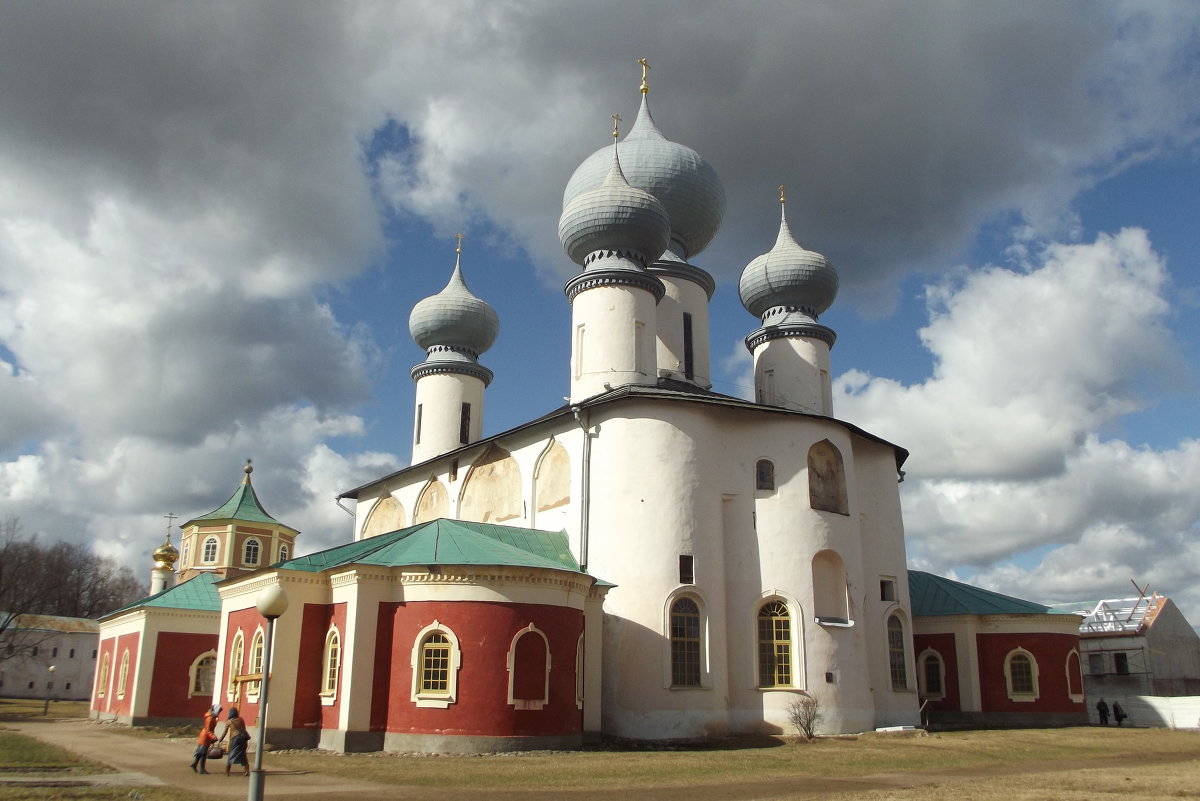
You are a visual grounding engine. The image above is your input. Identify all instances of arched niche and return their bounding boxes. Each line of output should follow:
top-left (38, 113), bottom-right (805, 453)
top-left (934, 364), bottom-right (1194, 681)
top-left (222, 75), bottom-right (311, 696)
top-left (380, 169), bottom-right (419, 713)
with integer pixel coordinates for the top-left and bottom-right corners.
top-left (414, 479), bottom-right (449, 524)
top-left (458, 445), bottom-right (523, 523)
top-left (363, 495), bottom-right (407, 538)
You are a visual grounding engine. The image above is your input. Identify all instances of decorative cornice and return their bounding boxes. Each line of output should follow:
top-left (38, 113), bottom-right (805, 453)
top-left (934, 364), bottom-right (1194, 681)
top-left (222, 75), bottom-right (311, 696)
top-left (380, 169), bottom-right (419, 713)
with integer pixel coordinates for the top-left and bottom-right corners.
top-left (411, 360), bottom-right (494, 386)
top-left (582, 248), bottom-right (649, 269)
top-left (647, 260), bottom-right (716, 299)
top-left (565, 268), bottom-right (666, 303)
top-left (744, 321), bottom-right (837, 352)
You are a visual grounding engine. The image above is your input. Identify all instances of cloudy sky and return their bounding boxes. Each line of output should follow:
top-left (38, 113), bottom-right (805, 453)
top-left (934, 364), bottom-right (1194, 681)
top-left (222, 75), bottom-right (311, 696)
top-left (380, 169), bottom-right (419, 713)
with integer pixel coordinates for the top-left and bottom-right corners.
top-left (1, 1), bottom-right (1198, 623)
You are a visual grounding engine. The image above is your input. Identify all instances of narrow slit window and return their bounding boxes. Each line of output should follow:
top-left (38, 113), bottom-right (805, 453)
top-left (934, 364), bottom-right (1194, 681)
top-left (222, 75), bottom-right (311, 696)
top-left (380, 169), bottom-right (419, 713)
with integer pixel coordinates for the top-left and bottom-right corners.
top-left (682, 312), bottom-right (694, 380)
top-left (459, 403), bottom-right (471, 445)
top-left (679, 555), bottom-right (695, 584)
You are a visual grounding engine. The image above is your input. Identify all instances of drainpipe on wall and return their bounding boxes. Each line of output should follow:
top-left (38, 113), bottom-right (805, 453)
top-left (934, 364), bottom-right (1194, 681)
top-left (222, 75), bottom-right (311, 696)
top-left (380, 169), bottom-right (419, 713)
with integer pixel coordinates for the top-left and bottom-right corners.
top-left (573, 406), bottom-right (593, 572)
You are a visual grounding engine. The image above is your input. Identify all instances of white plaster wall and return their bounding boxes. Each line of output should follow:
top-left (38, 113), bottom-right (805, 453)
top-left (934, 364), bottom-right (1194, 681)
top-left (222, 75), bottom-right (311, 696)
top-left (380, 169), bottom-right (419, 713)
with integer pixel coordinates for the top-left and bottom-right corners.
top-left (654, 276), bottom-right (711, 389)
top-left (570, 284), bottom-right (658, 401)
top-left (412, 372), bottom-right (486, 464)
top-left (752, 337), bottom-right (832, 415)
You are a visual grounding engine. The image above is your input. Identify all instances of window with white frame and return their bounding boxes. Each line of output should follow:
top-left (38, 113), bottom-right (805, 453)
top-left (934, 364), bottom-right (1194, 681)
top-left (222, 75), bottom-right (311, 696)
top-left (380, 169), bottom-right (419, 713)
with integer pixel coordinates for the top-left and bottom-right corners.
top-left (279, 544), bottom-right (289, 562)
top-left (575, 634), bottom-right (585, 710)
top-left (247, 629), bottom-right (264, 698)
top-left (321, 627), bottom-right (340, 702)
top-left (117, 650), bottom-right (130, 699)
top-left (202, 537), bottom-right (219, 563)
top-left (97, 652), bottom-right (110, 698)
top-left (410, 621), bottom-right (461, 708)
top-left (1005, 649), bottom-right (1039, 701)
top-left (226, 632), bottom-right (244, 701)
top-left (918, 649), bottom-right (944, 699)
top-left (243, 538), bottom-right (260, 566)
top-left (189, 652), bottom-right (217, 697)
top-left (181, 539), bottom-right (190, 566)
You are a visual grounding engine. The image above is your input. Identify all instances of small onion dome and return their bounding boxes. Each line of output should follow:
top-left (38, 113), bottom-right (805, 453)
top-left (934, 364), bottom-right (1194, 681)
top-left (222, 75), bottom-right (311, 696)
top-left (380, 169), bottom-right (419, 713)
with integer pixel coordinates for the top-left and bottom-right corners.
top-left (558, 145), bottom-right (671, 267)
top-left (408, 251), bottom-right (499, 356)
top-left (739, 197), bottom-right (838, 319)
top-left (563, 94), bottom-right (726, 260)
top-left (153, 538), bottom-right (179, 569)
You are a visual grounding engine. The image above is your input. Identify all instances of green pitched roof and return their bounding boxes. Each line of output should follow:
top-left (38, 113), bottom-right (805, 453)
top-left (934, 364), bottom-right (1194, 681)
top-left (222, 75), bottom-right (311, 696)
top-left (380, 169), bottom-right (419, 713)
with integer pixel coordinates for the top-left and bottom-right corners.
top-left (101, 572), bottom-right (223, 619)
top-left (185, 472), bottom-right (281, 527)
top-left (282, 519), bottom-right (582, 574)
top-left (909, 570), bottom-right (1063, 617)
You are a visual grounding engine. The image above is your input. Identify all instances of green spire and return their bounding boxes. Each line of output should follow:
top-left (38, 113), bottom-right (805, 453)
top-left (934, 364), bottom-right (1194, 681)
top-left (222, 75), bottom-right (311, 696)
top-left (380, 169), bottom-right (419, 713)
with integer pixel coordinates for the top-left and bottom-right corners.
top-left (183, 459), bottom-right (281, 527)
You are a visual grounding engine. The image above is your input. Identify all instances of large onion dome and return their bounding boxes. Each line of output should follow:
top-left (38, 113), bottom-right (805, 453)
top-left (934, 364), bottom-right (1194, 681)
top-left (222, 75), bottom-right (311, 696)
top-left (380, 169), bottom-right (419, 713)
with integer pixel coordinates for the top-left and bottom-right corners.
top-left (409, 249), bottom-right (499, 356)
top-left (739, 193), bottom-right (839, 320)
top-left (152, 533), bottom-right (179, 570)
top-left (563, 92), bottom-right (725, 261)
top-left (558, 145), bottom-right (671, 268)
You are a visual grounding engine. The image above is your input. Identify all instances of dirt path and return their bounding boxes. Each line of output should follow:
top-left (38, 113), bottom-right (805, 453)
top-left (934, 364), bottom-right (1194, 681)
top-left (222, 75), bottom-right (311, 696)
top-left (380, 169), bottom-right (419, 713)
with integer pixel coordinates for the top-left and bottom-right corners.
top-left (5, 718), bottom-right (1198, 801)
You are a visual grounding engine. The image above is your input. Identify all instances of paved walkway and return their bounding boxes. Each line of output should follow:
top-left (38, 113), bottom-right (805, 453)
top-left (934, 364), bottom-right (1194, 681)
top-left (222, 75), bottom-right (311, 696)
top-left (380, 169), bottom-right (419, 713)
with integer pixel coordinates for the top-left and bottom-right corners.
top-left (2, 717), bottom-right (391, 797)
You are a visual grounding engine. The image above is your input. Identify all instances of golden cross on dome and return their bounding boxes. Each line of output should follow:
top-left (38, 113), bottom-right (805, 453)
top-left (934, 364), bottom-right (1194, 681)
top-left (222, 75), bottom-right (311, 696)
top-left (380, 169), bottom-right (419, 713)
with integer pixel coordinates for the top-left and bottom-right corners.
top-left (779, 185), bottom-right (787, 204)
top-left (638, 58), bottom-right (651, 94)
top-left (611, 113), bottom-right (622, 139)
top-left (454, 232), bottom-right (465, 253)
top-left (163, 512), bottom-right (177, 540)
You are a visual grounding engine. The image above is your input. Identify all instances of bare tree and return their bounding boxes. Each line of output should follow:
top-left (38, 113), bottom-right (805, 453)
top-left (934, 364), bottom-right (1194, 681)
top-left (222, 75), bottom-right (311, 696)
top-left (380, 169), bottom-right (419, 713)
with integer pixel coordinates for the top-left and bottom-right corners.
top-left (787, 693), bottom-right (823, 742)
top-left (0, 517), bottom-right (145, 663)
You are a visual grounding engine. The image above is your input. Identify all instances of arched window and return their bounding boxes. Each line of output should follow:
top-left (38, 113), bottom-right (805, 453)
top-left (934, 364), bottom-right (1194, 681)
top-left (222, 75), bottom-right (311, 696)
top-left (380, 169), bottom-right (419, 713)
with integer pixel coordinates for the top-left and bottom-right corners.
top-left (117, 650), bottom-right (130, 698)
top-left (410, 622), bottom-right (461, 708)
top-left (507, 624), bottom-right (550, 709)
top-left (670, 597), bottom-right (702, 687)
top-left (1005, 649), bottom-right (1039, 701)
top-left (321, 628), bottom-right (340, 701)
top-left (97, 652), bottom-right (110, 698)
top-left (575, 634), bottom-right (585, 710)
top-left (278, 544), bottom-right (289, 562)
top-left (887, 615), bottom-right (908, 690)
top-left (918, 650), bottom-right (944, 699)
top-left (1066, 651), bottom-right (1084, 701)
top-left (755, 459), bottom-right (775, 491)
top-left (247, 630), bottom-right (265, 697)
top-left (243, 538), bottom-right (260, 566)
top-left (189, 652), bottom-right (217, 697)
top-left (757, 601), bottom-right (792, 688)
top-left (227, 632), bottom-right (244, 701)
top-left (808, 440), bottom-right (848, 515)
top-left (202, 537), bottom-right (219, 563)
top-left (181, 540), bottom-right (190, 566)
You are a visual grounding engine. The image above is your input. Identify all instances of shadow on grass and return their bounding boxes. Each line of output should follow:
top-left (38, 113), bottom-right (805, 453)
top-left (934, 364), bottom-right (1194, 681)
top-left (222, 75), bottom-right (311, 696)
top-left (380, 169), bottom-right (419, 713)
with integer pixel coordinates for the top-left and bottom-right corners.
top-left (587, 733), bottom-right (791, 752)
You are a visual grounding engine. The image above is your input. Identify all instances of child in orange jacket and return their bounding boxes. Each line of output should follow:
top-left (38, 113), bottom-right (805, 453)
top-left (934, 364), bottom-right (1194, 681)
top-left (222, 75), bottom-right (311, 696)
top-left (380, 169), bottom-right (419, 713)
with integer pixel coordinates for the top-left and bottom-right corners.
top-left (190, 704), bottom-right (221, 774)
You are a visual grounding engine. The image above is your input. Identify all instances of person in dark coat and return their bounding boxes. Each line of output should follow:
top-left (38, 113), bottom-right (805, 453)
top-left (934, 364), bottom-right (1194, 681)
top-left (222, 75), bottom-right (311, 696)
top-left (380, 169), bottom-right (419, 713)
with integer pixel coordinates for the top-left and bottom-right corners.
top-left (1096, 697), bottom-right (1110, 726)
top-left (218, 706), bottom-right (250, 777)
top-left (1112, 701), bottom-right (1127, 726)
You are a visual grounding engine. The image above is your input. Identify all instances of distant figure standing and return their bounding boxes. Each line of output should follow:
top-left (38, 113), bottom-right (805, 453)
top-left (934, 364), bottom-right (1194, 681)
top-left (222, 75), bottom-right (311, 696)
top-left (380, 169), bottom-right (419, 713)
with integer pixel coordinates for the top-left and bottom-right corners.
top-left (1096, 697), bottom-right (1110, 726)
top-left (1113, 701), bottom-right (1127, 727)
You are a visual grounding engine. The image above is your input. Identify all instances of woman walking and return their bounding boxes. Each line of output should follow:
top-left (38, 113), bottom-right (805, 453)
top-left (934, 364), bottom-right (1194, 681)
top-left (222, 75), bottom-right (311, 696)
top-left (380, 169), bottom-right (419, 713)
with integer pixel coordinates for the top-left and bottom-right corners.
top-left (218, 706), bottom-right (251, 777)
top-left (189, 704), bottom-right (221, 773)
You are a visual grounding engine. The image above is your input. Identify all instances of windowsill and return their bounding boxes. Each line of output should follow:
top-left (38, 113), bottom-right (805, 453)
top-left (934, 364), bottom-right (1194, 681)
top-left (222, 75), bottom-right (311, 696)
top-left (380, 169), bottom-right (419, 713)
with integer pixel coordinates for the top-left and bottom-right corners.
top-left (815, 617), bottom-right (854, 628)
top-left (319, 693), bottom-right (337, 706)
top-left (512, 699), bottom-right (547, 710)
top-left (414, 694), bottom-right (454, 709)
top-left (1007, 693), bottom-right (1039, 703)
top-left (756, 686), bottom-right (805, 693)
top-left (668, 684), bottom-right (711, 691)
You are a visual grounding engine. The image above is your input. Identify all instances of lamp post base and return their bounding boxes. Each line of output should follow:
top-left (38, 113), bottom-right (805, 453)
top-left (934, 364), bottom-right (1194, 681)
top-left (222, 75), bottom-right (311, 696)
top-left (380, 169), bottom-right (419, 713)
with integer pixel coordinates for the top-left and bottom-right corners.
top-left (247, 768), bottom-right (266, 800)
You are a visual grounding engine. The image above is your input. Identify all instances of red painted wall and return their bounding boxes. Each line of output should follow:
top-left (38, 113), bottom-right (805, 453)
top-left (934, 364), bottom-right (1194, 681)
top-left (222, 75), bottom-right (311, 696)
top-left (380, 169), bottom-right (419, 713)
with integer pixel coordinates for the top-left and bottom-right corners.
top-left (223, 607), bottom-right (265, 725)
top-left (147, 632), bottom-right (218, 719)
top-left (375, 601), bottom-right (583, 738)
top-left (976, 632), bottom-right (1085, 713)
top-left (913, 632), bottom-right (960, 712)
top-left (98, 632), bottom-right (140, 718)
top-left (291, 602), bottom-right (346, 730)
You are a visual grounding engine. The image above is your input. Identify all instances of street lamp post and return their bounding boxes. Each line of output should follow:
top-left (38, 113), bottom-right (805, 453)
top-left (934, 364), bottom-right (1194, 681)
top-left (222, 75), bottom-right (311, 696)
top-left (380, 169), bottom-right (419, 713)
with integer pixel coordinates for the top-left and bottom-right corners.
top-left (247, 584), bottom-right (288, 801)
top-left (42, 665), bottom-right (56, 715)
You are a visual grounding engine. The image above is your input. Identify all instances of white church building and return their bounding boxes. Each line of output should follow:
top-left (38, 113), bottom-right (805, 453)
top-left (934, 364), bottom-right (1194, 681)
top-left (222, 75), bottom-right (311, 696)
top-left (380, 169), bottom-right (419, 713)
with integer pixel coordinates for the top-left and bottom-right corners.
top-left (94, 65), bottom-right (922, 751)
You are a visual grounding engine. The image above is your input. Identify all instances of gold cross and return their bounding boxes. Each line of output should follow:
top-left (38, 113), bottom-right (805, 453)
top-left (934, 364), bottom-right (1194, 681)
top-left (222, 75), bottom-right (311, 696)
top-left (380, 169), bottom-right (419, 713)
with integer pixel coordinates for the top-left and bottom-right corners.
top-left (611, 113), bottom-right (622, 139)
top-left (638, 58), bottom-right (651, 94)
top-left (454, 232), bottom-right (464, 253)
top-left (779, 185), bottom-right (787, 204)
top-left (163, 513), bottom-right (177, 540)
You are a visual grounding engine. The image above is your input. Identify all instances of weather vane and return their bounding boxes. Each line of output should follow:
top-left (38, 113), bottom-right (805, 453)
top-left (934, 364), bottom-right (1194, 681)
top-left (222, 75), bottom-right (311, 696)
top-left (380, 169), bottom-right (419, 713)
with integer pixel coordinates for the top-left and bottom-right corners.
top-left (638, 58), bottom-right (651, 94)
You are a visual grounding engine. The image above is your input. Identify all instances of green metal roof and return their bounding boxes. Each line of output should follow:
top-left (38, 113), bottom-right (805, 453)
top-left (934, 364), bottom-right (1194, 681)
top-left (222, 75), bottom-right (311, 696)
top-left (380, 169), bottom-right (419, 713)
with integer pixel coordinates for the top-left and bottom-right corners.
top-left (908, 570), bottom-right (1065, 617)
top-left (184, 474), bottom-right (281, 527)
top-left (102, 572), bottom-right (223, 619)
top-left (281, 519), bottom-right (582, 574)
